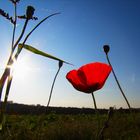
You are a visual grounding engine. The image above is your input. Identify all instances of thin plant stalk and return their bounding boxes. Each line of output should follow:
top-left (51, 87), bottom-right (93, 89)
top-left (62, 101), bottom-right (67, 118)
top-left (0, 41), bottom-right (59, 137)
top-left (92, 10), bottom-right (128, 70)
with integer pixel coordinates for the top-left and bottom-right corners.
top-left (0, 3), bottom-right (17, 130)
top-left (13, 19), bottom-right (29, 51)
top-left (0, 75), bottom-right (13, 130)
top-left (0, 19), bottom-right (29, 118)
top-left (98, 107), bottom-right (114, 140)
top-left (3, 2), bottom-right (17, 111)
top-left (11, 3), bottom-right (17, 51)
top-left (0, 19), bottom-right (29, 101)
top-left (105, 52), bottom-right (131, 110)
top-left (4, 2), bottom-right (17, 104)
top-left (0, 5), bottom-right (30, 131)
top-left (91, 92), bottom-right (97, 112)
top-left (47, 61), bottom-right (63, 108)
top-left (91, 92), bottom-right (100, 139)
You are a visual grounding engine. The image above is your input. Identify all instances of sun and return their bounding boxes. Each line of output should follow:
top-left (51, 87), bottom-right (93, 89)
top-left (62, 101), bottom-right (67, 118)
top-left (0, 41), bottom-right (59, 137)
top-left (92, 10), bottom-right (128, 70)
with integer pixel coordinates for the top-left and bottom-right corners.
top-left (11, 57), bottom-right (31, 80)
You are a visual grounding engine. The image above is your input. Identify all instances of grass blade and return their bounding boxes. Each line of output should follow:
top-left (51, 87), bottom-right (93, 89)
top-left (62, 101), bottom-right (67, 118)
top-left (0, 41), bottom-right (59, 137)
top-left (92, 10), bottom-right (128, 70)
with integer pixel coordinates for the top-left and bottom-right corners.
top-left (18, 44), bottom-right (72, 65)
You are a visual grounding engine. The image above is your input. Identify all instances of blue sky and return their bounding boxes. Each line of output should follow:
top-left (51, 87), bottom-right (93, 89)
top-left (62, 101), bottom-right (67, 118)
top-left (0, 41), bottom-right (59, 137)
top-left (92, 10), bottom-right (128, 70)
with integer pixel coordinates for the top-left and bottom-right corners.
top-left (0, 0), bottom-right (140, 109)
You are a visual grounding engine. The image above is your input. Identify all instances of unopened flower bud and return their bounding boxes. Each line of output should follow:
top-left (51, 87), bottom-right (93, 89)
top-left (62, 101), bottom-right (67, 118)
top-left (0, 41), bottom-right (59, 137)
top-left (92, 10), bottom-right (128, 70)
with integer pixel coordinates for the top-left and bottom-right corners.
top-left (103, 45), bottom-right (110, 54)
top-left (59, 61), bottom-right (63, 68)
top-left (26, 6), bottom-right (35, 19)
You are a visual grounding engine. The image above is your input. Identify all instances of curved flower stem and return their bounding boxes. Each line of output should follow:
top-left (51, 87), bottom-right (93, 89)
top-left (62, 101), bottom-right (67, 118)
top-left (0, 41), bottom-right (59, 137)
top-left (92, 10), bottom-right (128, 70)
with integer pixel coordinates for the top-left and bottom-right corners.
top-left (105, 53), bottom-right (131, 110)
top-left (91, 92), bottom-right (97, 112)
top-left (47, 61), bottom-right (63, 108)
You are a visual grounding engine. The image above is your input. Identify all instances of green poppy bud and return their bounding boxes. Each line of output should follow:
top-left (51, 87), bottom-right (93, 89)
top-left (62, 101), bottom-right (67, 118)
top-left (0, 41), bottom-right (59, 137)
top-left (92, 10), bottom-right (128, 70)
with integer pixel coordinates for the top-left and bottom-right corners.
top-left (103, 45), bottom-right (110, 54)
top-left (26, 6), bottom-right (35, 19)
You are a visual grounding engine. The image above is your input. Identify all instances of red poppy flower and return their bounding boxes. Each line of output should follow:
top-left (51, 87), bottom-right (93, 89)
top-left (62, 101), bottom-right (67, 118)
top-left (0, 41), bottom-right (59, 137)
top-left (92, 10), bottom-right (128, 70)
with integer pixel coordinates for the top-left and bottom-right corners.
top-left (66, 62), bottom-right (112, 93)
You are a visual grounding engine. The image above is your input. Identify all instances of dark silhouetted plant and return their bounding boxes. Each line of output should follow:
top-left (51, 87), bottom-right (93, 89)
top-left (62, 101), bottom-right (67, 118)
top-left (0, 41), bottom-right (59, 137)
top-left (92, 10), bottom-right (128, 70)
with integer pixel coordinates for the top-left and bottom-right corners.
top-left (103, 45), bottom-right (131, 111)
top-left (0, 0), bottom-right (71, 131)
top-left (47, 61), bottom-right (63, 108)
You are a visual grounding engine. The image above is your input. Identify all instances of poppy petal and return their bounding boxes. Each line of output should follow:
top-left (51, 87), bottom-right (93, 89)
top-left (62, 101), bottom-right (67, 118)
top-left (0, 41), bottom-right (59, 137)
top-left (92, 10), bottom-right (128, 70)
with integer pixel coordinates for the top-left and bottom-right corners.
top-left (66, 70), bottom-right (89, 92)
top-left (66, 62), bottom-right (112, 93)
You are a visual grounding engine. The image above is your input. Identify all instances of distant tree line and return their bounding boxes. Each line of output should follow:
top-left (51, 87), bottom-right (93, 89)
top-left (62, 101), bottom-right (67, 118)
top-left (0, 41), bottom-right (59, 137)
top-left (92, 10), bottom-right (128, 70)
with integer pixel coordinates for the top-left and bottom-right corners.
top-left (1, 102), bottom-right (140, 115)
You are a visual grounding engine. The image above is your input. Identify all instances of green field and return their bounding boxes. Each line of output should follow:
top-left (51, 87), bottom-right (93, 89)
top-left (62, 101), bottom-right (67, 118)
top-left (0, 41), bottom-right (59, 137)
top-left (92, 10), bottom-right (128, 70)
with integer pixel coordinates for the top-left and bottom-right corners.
top-left (0, 111), bottom-right (140, 140)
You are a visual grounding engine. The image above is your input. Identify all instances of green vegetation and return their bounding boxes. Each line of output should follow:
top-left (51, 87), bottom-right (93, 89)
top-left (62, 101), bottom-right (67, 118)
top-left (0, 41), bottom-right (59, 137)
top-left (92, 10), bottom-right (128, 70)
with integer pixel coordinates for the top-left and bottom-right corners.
top-left (0, 112), bottom-right (140, 140)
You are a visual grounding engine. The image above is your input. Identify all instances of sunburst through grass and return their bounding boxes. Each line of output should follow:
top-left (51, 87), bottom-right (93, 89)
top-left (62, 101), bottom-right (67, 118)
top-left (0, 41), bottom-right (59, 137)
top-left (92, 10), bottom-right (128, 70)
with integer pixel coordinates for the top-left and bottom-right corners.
top-left (9, 57), bottom-right (31, 80)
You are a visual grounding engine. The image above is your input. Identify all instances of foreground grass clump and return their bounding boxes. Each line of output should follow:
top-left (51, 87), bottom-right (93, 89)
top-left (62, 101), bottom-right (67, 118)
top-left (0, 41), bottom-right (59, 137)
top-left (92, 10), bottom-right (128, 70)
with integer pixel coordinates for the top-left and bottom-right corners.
top-left (0, 112), bottom-right (140, 140)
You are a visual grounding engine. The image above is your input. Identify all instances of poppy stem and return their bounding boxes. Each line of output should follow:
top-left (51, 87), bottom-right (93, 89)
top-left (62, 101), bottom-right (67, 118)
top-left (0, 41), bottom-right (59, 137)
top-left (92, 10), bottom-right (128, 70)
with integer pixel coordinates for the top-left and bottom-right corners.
top-left (91, 92), bottom-right (97, 112)
top-left (46, 61), bottom-right (63, 108)
top-left (105, 53), bottom-right (131, 110)
top-left (91, 92), bottom-right (101, 139)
